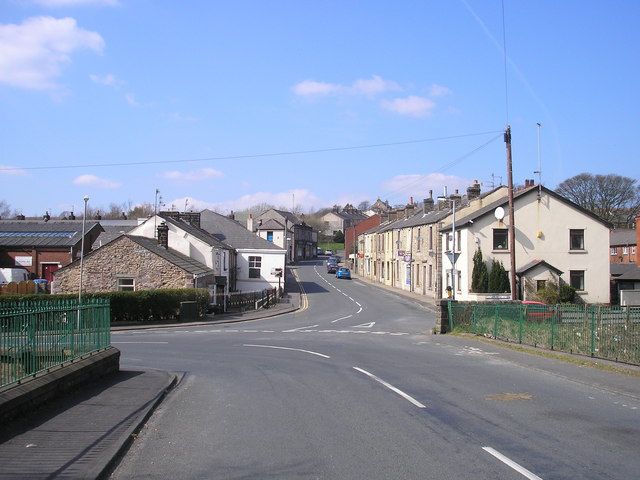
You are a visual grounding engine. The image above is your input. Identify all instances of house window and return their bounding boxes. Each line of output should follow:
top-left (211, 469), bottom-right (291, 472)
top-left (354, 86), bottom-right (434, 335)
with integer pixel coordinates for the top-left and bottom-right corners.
top-left (622, 246), bottom-right (628, 255)
top-left (536, 280), bottom-right (546, 291)
top-left (456, 230), bottom-right (461, 252)
top-left (267, 231), bottom-right (274, 242)
top-left (429, 226), bottom-right (433, 250)
top-left (224, 251), bottom-right (228, 271)
top-left (493, 229), bottom-right (508, 250)
top-left (570, 229), bottom-right (585, 250)
top-left (632, 246), bottom-right (637, 255)
top-left (428, 264), bottom-right (433, 289)
top-left (248, 256), bottom-right (262, 278)
top-left (457, 270), bottom-right (462, 292)
top-left (611, 247), bottom-right (617, 255)
top-left (446, 233), bottom-right (451, 252)
top-left (416, 228), bottom-right (421, 252)
top-left (117, 278), bottom-right (135, 291)
top-left (569, 270), bottom-right (585, 291)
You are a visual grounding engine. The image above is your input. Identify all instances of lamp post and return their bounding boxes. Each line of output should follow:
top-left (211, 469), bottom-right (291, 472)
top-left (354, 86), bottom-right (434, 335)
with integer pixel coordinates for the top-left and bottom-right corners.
top-left (438, 189), bottom-right (457, 300)
top-left (78, 195), bottom-right (89, 328)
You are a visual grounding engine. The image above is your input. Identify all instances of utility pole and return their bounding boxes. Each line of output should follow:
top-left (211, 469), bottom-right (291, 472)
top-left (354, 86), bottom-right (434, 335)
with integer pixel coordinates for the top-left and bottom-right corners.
top-left (505, 126), bottom-right (517, 300)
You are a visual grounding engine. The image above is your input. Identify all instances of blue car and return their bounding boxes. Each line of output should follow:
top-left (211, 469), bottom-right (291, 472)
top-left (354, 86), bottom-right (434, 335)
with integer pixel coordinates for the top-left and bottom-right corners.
top-left (335, 267), bottom-right (351, 280)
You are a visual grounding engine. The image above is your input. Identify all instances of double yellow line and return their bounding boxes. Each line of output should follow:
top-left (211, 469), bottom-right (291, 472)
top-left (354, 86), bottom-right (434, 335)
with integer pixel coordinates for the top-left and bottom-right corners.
top-left (291, 268), bottom-right (309, 313)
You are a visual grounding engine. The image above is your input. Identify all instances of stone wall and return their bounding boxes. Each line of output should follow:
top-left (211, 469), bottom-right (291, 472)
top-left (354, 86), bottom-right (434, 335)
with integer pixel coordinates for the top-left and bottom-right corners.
top-left (53, 236), bottom-right (194, 293)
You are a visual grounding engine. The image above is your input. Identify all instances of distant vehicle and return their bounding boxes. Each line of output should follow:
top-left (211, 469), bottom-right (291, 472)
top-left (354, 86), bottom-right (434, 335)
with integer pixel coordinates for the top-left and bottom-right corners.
top-left (326, 260), bottom-right (339, 274)
top-left (335, 267), bottom-right (351, 280)
top-left (0, 267), bottom-right (29, 284)
top-left (316, 247), bottom-right (323, 256)
top-left (324, 249), bottom-right (333, 255)
top-left (329, 255), bottom-right (341, 263)
top-left (522, 300), bottom-right (553, 320)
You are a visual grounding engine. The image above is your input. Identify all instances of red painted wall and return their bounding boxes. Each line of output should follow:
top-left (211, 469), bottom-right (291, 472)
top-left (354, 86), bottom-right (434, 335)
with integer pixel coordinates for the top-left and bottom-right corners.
top-left (344, 215), bottom-right (382, 260)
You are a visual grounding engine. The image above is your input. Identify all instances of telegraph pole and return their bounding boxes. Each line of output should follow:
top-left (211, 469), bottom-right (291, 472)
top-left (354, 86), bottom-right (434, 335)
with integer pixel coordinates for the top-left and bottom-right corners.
top-left (505, 126), bottom-right (517, 299)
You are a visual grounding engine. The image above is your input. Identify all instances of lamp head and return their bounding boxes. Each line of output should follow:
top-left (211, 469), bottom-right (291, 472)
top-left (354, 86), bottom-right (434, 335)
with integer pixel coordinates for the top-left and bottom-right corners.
top-left (83, 196), bottom-right (89, 203)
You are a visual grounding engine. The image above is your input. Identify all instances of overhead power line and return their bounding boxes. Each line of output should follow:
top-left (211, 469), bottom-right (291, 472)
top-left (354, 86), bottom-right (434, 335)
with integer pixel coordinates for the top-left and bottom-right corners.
top-left (0, 130), bottom-right (502, 173)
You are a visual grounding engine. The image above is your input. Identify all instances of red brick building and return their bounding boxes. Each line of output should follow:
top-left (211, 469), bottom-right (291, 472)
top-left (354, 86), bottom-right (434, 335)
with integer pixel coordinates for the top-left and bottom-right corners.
top-left (0, 220), bottom-right (103, 282)
top-left (344, 214), bottom-right (383, 266)
top-left (610, 228), bottom-right (637, 264)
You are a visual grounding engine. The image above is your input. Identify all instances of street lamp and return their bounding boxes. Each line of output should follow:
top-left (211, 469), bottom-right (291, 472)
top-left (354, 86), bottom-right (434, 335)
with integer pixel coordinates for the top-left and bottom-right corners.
top-left (78, 196), bottom-right (89, 328)
top-left (438, 188), bottom-right (457, 300)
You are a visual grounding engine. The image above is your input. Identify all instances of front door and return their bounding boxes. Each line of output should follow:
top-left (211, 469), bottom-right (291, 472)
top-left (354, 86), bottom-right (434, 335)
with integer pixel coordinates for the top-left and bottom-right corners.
top-left (42, 263), bottom-right (60, 282)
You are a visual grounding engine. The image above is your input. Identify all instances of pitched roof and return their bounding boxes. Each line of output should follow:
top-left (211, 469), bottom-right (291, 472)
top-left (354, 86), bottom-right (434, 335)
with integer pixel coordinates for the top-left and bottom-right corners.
top-left (610, 229), bottom-right (636, 246)
top-left (199, 210), bottom-right (285, 251)
top-left (441, 185), bottom-right (613, 229)
top-left (516, 259), bottom-right (563, 275)
top-left (127, 236), bottom-right (215, 276)
top-left (0, 220), bottom-right (103, 248)
top-left (257, 219), bottom-right (285, 230)
top-left (94, 220), bottom-right (139, 248)
top-left (159, 214), bottom-right (233, 250)
top-left (610, 263), bottom-right (640, 280)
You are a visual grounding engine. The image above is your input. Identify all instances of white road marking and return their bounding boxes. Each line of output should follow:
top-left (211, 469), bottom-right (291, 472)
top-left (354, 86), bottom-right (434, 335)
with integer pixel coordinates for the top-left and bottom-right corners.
top-left (243, 344), bottom-right (330, 358)
top-left (357, 307), bottom-right (363, 314)
top-left (225, 329), bottom-right (239, 333)
top-left (353, 322), bottom-right (375, 328)
top-left (112, 341), bottom-right (168, 344)
top-left (355, 301), bottom-right (361, 306)
top-left (332, 314), bottom-right (353, 323)
top-left (371, 331), bottom-right (388, 335)
top-left (283, 324), bottom-right (319, 332)
top-left (353, 367), bottom-right (426, 408)
top-left (348, 297), bottom-right (354, 301)
top-left (482, 447), bottom-right (543, 480)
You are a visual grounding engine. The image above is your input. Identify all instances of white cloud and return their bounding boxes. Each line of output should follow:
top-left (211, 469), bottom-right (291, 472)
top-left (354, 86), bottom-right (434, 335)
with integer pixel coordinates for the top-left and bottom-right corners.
top-left (73, 174), bottom-right (121, 189)
top-left (382, 173), bottom-right (472, 201)
top-left (124, 93), bottom-right (140, 107)
top-left (0, 16), bottom-right (104, 91)
top-left (429, 84), bottom-right (452, 97)
top-left (292, 75), bottom-right (400, 97)
top-left (162, 168), bottom-right (224, 182)
top-left (30, 0), bottom-right (120, 6)
top-left (381, 96), bottom-right (435, 117)
top-left (292, 80), bottom-right (343, 96)
top-left (351, 75), bottom-right (401, 96)
top-left (164, 112), bottom-right (199, 123)
top-left (168, 189), bottom-right (322, 214)
top-left (90, 73), bottom-right (121, 87)
top-left (0, 165), bottom-right (28, 176)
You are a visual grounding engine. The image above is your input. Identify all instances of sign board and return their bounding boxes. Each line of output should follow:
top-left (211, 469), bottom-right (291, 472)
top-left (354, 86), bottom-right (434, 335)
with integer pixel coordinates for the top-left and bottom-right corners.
top-left (271, 267), bottom-right (283, 277)
top-left (15, 256), bottom-right (32, 267)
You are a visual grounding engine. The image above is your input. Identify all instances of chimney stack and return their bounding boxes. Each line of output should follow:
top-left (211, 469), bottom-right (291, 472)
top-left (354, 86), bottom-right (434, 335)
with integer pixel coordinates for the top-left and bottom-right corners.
top-left (467, 180), bottom-right (481, 200)
top-left (43, 211), bottom-right (51, 222)
top-left (69, 212), bottom-right (76, 220)
top-left (228, 210), bottom-right (235, 220)
top-left (157, 222), bottom-right (169, 249)
top-left (422, 190), bottom-right (434, 213)
top-left (247, 214), bottom-right (254, 232)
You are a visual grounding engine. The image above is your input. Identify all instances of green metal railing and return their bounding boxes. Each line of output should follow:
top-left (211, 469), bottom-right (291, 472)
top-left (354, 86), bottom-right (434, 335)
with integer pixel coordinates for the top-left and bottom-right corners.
top-left (448, 302), bottom-right (640, 365)
top-left (0, 298), bottom-right (111, 388)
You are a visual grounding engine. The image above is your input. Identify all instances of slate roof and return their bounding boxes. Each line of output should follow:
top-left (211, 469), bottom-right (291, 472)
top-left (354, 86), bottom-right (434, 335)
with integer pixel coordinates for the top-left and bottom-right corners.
top-left (610, 229), bottom-right (636, 246)
top-left (610, 263), bottom-right (640, 279)
top-left (516, 259), bottom-right (563, 275)
top-left (200, 210), bottom-right (285, 251)
top-left (0, 220), bottom-right (103, 248)
top-left (158, 214), bottom-right (233, 250)
top-left (127, 236), bottom-right (215, 276)
top-left (441, 185), bottom-right (613, 230)
top-left (94, 220), bottom-right (139, 248)
top-left (257, 219), bottom-right (285, 231)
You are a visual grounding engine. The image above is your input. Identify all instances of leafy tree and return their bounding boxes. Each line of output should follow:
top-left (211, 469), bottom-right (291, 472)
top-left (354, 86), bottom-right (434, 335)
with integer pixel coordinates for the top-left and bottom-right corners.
top-left (488, 259), bottom-right (510, 293)
top-left (535, 280), bottom-right (577, 304)
top-left (333, 230), bottom-right (345, 243)
top-left (471, 248), bottom-right (489, 292)
top-left (556, 173), bottom-right (640, 227)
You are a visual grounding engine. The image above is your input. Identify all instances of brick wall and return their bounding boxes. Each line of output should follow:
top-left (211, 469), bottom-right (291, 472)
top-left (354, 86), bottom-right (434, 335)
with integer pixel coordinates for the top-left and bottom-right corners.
top-left (53, 236), bottom-right (194, 294)
top-left (345, 215), bottom-right (381, 261)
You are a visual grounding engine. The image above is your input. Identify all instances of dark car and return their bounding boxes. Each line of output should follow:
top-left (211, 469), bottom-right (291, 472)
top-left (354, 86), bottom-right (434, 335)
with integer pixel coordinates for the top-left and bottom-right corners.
top-left (326, 259), bottom-right (339, 273)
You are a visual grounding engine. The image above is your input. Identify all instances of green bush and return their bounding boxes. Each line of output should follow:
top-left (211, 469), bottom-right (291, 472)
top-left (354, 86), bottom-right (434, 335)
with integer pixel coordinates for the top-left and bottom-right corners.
top-left (488, 259), bottom-right (510, 293)
top-left (471, 248), bottom-right (489, 293)
top-left (0, 288), bottom-right (210, 323)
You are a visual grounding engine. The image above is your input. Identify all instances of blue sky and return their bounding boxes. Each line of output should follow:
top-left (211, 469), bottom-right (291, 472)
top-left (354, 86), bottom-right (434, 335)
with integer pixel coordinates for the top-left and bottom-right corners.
top-left (1, 0), bottom-right (638, 217)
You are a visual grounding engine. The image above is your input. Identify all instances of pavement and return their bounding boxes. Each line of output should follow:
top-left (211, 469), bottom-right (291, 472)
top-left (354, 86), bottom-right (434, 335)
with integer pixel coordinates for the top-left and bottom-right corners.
top-left (0, 268), bottom-right (302, 480)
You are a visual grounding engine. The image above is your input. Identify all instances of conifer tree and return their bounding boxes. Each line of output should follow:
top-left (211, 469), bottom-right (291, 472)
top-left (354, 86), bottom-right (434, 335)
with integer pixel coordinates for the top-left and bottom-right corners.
top-left (471, 248), bottom-right (489, 292)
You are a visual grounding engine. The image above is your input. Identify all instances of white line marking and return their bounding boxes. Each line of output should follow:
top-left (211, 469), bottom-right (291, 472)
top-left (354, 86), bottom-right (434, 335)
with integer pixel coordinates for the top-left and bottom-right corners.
top-left (112, 341), bottom-right (168, 344)
top-left (283, 324), bottom-right (319, 332)
top-left (225, 329), bottom-right (238, 332)
top-left (261, 330), bottom-right (275, 333)
top-left (243, 344), bottom-right (330, 358)
top-left (355, 302), bottom-right (361, 306)
top-left (356, 307), bottom-right (363, 314)
top-left (332, 314), bottom-right (353, 323)
top-left (353, 322), bottom-right (375, 328)
top-left (336, 289), bottom-right (342, 293)
top-left (353, 367), bottom-right (426, 408)
top-left (348, 297), bottom-right (354, 301)
top-left (242, 330), bottom-right (259, 332)
top-left (482, 447), bottom-right (543, 480)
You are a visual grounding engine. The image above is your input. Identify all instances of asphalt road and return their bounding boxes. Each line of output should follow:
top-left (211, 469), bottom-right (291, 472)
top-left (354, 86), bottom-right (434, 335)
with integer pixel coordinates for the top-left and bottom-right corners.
top-left (110, 260), bottom-right (640, 479)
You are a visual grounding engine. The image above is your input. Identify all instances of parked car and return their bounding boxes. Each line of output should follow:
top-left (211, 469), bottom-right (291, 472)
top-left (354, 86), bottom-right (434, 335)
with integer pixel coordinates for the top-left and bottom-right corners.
top-left (324, 249), bottom-right (333, 255)
top-left (335, 267), bottom-right (351, 280)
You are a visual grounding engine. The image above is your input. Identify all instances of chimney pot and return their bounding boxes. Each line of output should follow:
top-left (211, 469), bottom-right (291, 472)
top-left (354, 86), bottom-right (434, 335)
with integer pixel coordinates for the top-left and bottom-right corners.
top-left (157, 221), bottom-right (169, 249)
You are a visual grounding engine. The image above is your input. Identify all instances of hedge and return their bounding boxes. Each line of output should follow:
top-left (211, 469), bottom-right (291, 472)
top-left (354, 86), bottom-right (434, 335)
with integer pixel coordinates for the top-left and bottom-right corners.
top-left (0, 288), bottom-right (210, 323)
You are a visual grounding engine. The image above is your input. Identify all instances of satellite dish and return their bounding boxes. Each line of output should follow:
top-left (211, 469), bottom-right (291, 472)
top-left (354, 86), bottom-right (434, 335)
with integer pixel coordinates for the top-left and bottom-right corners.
top-left (494, 206), bottom-right (505, 221)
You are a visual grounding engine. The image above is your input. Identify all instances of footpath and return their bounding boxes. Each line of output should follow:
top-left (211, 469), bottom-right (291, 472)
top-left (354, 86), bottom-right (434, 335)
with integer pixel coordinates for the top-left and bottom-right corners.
top-left (0, 269), bottom-right (301, 480)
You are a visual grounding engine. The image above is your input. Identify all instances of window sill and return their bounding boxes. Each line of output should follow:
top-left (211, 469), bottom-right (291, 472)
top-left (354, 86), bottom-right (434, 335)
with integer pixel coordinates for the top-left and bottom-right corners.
top-left (491, 249), bottom-right (510, 253)
top-left (568, 250), bottom-right (588, 254)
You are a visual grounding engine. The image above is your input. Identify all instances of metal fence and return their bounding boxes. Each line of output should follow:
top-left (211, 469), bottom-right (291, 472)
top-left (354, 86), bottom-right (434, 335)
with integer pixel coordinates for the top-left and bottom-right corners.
top-left (448, 302), bottom-right (640, 365)
top-left (0, 298), bottom-right (111, 388)
top-left (226, 288), bottom-right (281, 311)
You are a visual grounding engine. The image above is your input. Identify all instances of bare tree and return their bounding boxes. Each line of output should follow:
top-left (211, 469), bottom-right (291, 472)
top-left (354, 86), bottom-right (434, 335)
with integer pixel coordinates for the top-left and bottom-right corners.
top-left (128, 202), bottom-right (155, 219)
top-left (556, 173), bottom-right (640, 227)
top-left (0, 200), bottom-right (12, 219)
top-left (357, 200), bottom-right (371, 211)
